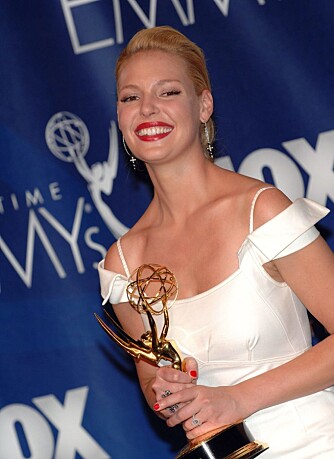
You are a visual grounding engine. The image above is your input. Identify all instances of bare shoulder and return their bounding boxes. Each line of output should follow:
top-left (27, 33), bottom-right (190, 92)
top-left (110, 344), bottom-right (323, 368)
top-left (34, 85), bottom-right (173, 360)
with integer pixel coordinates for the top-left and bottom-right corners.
top-left (250, 186), bottom-right (292, 230)
top-left (216, 168), bottom-right (287, 217)
top-left (104, 202), bottom-right (153, 274)
top-left (104, 240), bottom-right (124, 273)
top-left (105, 227), bottom-right (148, 276)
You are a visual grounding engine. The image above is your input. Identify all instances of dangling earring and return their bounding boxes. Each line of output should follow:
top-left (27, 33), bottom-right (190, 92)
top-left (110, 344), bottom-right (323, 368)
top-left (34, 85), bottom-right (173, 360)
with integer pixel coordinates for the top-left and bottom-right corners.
top-left (204, 122), bottom-right (214, 161)
top-left (122, 136), bottom-right (137, 170)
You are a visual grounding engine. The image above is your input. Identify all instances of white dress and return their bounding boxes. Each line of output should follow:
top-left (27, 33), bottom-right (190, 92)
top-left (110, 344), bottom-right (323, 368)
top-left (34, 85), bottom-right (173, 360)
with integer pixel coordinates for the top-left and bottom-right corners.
top-left (98, 193), bottom-right (334, 458)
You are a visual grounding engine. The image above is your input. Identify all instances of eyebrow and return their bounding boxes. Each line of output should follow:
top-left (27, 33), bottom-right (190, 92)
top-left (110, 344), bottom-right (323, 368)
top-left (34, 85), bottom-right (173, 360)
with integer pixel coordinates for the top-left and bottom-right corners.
top-left (118, 79), bottom-right (183, 91)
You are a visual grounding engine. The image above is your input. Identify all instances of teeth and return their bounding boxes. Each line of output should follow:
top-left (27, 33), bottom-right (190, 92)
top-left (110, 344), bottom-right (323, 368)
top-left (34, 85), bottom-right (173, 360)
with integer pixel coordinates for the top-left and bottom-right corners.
top-left (137, 126), bottom-right (172, 136)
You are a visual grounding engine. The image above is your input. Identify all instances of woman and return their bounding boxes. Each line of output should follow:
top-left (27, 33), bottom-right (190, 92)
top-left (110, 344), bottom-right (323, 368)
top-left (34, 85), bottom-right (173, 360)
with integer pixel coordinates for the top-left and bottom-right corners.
top-left (98, 26), bottom-right (334, 457)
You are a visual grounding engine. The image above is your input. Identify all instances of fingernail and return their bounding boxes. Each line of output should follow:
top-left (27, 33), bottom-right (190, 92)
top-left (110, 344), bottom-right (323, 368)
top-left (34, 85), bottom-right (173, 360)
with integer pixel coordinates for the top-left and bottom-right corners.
top-left (153, 403), bottom-right (160, 411)
top-left (190, 370), bottom-right (197, 378)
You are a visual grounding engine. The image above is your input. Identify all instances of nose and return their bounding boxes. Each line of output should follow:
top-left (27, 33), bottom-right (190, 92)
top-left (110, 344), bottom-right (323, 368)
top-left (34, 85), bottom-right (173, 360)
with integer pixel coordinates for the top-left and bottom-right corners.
top-left (140, 93), bottom-right (159, 117)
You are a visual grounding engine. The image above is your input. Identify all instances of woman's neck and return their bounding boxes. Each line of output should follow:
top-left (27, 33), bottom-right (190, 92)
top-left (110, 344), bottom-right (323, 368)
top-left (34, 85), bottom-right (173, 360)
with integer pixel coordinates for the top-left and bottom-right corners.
top-left (145, 155), bottom-right (222, 226)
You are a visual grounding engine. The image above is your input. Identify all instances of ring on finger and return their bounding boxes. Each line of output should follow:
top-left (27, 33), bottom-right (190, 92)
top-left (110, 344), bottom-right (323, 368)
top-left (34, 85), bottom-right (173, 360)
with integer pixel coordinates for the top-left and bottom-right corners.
top-left (191, 414), bottom-right (201, 427)
top-left (168, 404), bottom-right (179, 414)
top-left (162, 390), bottom-right (172, 398)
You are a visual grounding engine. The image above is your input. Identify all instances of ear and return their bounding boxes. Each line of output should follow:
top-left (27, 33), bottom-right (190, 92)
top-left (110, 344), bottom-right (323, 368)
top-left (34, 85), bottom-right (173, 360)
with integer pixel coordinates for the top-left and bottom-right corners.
top-left (199, 89), bottom-right (213, 123)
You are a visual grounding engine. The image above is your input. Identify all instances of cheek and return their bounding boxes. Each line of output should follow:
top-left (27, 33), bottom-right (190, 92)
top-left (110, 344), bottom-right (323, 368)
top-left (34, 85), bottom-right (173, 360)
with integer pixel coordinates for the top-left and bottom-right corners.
top-left (117, 110), bottom-right (128, 132)
top-left (116, 104), bottom-right (122, 129)
top-left (118, 106), bottom-right (137, 133)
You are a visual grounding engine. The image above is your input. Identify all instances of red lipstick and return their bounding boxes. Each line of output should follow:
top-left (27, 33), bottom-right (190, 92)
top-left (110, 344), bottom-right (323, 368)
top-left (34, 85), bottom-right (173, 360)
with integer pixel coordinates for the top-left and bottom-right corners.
top-left (135, 122), bottom-right (173, 142)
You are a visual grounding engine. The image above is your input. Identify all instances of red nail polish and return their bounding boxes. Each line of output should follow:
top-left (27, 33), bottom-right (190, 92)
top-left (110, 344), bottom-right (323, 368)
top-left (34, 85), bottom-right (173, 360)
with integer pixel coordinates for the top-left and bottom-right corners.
top-left (153, 403), bottom-right (160, 411)
top-left (190, 370), bottom-right (197, 378)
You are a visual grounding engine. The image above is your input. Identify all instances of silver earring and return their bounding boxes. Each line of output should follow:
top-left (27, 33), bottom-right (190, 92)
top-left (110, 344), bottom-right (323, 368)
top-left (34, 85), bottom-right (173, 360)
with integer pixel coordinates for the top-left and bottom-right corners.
top-left (204, 122), bottom-right (214, 161)
top-left (122, 136), bottom-right (137, 170)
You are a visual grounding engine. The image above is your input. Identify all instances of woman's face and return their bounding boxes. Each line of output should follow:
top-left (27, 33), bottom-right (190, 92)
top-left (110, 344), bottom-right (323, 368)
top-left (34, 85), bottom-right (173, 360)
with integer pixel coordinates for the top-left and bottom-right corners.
top-left (117, 50), bottom-right (212, 165)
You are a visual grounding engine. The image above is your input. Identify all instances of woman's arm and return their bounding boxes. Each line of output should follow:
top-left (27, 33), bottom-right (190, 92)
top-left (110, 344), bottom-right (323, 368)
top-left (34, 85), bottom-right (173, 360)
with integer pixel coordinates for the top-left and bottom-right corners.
top-left (242, 189), bottom-right (334, 410)
top-left (236, 234), bottom-right (334, 409)
top-left (155, 191), bottom-right (334, 439)
top-left (104, 244), bottom-right (196, 418)
top-left (110, 300), bottom-right (198, 419)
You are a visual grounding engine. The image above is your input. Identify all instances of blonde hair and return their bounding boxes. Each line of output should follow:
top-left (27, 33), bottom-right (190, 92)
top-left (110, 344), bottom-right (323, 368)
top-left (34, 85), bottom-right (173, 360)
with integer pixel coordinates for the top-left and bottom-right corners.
top-left (116, 26), bottom-right (215, 157)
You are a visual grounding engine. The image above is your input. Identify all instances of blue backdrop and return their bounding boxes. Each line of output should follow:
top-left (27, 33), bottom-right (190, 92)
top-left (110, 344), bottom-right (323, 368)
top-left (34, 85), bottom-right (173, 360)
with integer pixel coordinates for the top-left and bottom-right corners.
top-left (1, 1), bottom-right (333, 458)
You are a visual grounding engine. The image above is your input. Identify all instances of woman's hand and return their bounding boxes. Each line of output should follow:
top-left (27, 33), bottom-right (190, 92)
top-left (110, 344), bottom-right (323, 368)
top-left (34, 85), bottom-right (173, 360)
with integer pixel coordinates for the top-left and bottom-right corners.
top-left (154, 383), bottom-right (247, 440)
top-left (151, 357), bottom-right (198, 420)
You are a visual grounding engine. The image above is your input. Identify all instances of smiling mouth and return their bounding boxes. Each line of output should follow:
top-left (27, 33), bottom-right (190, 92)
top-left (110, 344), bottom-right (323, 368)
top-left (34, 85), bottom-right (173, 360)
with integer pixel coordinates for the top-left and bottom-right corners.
top-left (135, 123), bottom-right (173, 141)
top-left (137, 126), bottom-right (172, 136)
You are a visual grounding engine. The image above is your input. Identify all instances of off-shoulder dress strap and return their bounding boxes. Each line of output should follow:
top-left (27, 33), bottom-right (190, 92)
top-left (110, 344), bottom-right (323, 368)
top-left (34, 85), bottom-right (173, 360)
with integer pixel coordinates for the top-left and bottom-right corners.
top-left (247, 198), bottom-right (329, 261)
top-left (249, 186), bottom-right (275, 233)
top-left (117, 238), bottom-right (131, 278)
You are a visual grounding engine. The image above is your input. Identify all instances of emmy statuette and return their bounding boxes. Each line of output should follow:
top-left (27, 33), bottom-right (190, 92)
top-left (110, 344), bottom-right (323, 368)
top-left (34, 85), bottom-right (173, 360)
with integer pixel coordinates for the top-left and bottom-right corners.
top-left (95, 264), bottom-right (268, 459)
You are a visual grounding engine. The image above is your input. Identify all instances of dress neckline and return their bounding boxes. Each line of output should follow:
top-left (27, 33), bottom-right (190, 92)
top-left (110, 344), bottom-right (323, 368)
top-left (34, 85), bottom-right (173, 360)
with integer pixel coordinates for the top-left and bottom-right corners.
top-left (174, 268), bottom-right (242, 304)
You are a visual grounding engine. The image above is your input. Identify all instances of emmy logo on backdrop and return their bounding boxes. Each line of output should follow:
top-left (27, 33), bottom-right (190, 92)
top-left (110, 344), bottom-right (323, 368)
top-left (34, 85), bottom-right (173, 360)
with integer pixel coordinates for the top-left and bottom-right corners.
top-left (95, 264), bottom-right (268, 459)
top-left (45, 111), bottom-right (128, 239)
